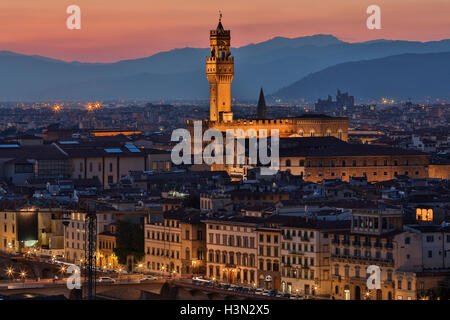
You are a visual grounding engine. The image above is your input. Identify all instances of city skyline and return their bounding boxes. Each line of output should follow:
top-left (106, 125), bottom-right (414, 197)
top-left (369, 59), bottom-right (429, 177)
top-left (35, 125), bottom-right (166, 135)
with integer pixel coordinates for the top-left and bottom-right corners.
top-left (0, 0), bottom-right (449, 62)
top-left (0, 1), bottom-right (449, 304)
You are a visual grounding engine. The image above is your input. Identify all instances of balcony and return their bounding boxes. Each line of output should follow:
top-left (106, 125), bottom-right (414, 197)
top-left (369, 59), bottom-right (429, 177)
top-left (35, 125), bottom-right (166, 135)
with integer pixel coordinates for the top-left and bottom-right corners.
top-left (342, 240), bottom-right (350, 246)
top-left (331, 254), bottom-right (394, 265)
top-left (385, 243), bottom-right (394, 249)
top-left (374, 242), bottom-right (382, 248)
top-left (383, 280), bottom-right (395, 287)
top-left (332, 275), bottom-right (342, 281)
top-left (332, 239), bottom-right (340, 244)
top-left (350, 276), bottom-right (367, 282)
top-left (352, 241), bottom-right (361, 246)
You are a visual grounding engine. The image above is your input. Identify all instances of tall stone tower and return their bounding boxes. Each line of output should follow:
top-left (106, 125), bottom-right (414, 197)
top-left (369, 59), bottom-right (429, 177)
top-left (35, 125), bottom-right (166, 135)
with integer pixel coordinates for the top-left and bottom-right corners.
top-left (206, 14), bottom-right (234, 122)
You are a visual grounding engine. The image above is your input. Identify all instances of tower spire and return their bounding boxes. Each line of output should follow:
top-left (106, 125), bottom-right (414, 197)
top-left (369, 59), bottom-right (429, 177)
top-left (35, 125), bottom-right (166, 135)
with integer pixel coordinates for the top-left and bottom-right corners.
top-left (217, 10), bottom-right (224, 31)
top-left (257, 87), bottom-right (267, 119)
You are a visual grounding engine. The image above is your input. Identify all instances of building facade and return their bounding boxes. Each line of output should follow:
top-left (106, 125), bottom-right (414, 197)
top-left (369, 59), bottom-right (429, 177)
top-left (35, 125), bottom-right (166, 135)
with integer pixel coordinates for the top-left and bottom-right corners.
top-left (204, 219), bottom-right (258, 286)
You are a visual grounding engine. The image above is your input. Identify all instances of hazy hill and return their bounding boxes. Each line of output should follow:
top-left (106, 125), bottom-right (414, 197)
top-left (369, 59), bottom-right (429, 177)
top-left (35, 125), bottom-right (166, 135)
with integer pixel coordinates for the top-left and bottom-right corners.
top-left (273, 52), bottom-right (450, 101)
top-left (1, 35), bottom-right (450, 101)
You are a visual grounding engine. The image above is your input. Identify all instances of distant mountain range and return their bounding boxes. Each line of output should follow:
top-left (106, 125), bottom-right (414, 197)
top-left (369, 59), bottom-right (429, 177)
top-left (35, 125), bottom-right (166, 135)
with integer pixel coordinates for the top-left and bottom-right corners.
top-left (1, 35), bottom-right (450, 102)
top-left (273, 52), bottom-right (450, 102)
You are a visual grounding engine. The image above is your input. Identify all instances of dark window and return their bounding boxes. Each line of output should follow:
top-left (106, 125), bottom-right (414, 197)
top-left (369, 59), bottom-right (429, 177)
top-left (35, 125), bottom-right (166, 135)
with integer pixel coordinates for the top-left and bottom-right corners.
top-left (14, 164), bottom-right (33, 174)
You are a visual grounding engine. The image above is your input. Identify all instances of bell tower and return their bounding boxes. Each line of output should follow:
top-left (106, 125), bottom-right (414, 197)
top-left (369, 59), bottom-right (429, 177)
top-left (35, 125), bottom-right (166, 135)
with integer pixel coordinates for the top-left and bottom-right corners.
top-left (206, 12), bottom-right (234, 122)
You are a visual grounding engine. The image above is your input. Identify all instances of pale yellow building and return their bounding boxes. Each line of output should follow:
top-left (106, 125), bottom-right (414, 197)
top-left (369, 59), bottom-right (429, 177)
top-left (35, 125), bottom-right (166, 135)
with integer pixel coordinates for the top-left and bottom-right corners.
top-left (204, 218), bottom-right (258, 286)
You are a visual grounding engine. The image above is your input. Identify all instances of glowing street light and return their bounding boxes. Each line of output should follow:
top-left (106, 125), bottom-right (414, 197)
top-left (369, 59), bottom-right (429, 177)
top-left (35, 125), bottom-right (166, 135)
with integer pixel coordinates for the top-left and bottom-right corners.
top-left (6, 267), bottom-right (14, 277)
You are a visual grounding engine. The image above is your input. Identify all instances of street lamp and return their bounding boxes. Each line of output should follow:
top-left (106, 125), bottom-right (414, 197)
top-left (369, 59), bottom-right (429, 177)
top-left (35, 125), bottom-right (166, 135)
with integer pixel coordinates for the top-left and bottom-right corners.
top-left (20, 271), bottom-right (27, 283)
top-left (60, 265), bottom-right (67, 275)
top-left (6, 267), bottom-right (14, 280)
top-left (313, 285), bottom-right (318, 296)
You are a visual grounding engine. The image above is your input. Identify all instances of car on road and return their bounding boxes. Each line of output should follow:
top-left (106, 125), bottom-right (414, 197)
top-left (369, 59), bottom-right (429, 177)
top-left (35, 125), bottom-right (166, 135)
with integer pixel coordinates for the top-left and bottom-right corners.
top-left (139, 275), bottom-right (159, 282)
top-left (254, 288), bottom-right (264, 295)
top-left (262, 289), bottom-right (270, 296)
top-left (98, 277), bottom-right (116, 283)
top-left (268, 290), bottom-right (277, 297)
top-left (218, 283), bottom-right (230, 290)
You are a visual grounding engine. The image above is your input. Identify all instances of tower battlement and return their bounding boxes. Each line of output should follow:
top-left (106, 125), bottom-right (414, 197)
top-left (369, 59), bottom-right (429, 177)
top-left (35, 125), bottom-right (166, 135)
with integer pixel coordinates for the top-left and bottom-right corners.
top-left (206, 56), bottom-right (234, 62)
top-left (210, 30), bottom-right (230, 36)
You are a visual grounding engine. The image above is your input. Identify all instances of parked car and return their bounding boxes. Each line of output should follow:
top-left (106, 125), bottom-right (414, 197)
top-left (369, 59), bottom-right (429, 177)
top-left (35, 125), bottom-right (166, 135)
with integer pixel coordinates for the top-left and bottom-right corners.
top-left (98, 277), bottom-right (116, 283)
top-left (139, 275), bottom-right (158, 282)
top-left (255, 288), bottom-right (264, 295)
top-left (275, 292), bottom-right (283, 298)
top-left (262, 290), bottom-right (270, 296)
top-left (282, 293), bottom-right (291, 299)
top-left (268, 290), bottom-right (277, 297)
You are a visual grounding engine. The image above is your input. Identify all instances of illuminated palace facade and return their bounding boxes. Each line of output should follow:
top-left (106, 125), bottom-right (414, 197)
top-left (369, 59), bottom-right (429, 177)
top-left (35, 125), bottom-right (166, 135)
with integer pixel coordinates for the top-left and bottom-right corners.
top-left (186, 18), bottom-right (349, 141)
top-left (186, 18), bottom-right (449, 182)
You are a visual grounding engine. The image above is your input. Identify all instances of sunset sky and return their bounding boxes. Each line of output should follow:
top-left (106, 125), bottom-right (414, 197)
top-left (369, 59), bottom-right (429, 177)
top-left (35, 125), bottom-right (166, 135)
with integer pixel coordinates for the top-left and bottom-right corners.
top-left (0, 0), bottom-right (449, 62)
